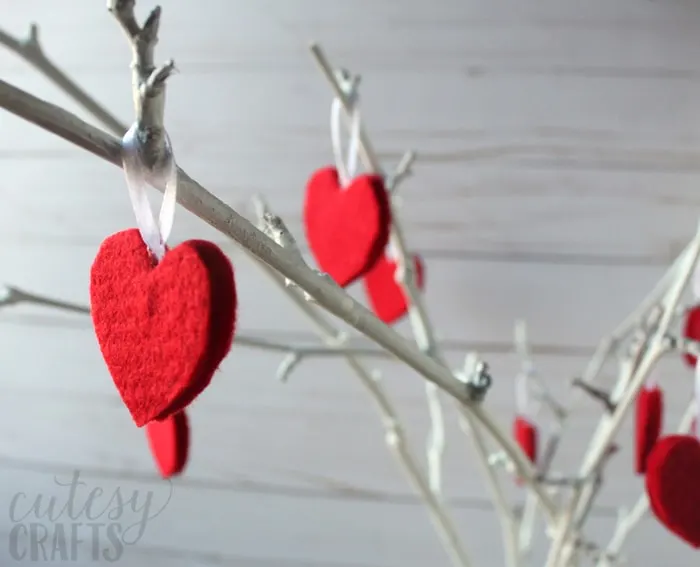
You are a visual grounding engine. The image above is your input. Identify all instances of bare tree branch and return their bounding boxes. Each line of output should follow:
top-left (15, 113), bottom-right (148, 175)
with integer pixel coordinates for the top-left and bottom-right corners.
top-left (107, 0), bottom-right (176, 169)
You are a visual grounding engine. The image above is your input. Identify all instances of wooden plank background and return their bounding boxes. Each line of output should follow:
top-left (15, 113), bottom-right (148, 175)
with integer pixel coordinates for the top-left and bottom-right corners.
top-left (0, 0), bottom-right (699, 565)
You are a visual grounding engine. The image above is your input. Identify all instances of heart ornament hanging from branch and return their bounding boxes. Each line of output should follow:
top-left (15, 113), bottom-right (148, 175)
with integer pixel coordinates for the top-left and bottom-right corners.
top-left (90, 126), bottom-right (237, 427)
top-left (303, 89), bottom-right (391, 288)
top-left (512, 324), bottom-right (539, 485)
top-left (634, 382), bottom-right (664, 474)
top-left (304, 168), bottom-right (391, 287)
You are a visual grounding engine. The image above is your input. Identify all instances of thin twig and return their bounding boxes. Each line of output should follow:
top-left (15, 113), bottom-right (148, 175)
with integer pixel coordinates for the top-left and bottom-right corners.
top-left (0, 24), bottom-right (125, 134)
top-left (0, 285), bottom-right (89, 315)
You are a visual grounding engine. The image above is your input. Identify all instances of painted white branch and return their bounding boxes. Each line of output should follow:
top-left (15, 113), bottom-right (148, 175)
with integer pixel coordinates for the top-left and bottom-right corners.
top-left (459, 413), bottom-right (520, 567)
top-left (0, 24), bottom-right (125, 133)
top-left (247, 245), bottom-right (475, 567)
top-left (0, 284), bottom-right (89, 315)
top-left (0, 78), bottom-right (488, 405)
top-left (309, 46), bottom-right (449, 496)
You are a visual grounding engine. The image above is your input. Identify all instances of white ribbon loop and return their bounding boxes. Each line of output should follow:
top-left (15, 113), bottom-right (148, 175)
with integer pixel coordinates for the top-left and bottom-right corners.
top-left (385, 237), bottom-right (400, 262)
top-left (330, 96), bottom-right (361, 187)
top-left (515, 364), bottom-right (532, 418)
top-left (121, 123), bottom-right (178, 262)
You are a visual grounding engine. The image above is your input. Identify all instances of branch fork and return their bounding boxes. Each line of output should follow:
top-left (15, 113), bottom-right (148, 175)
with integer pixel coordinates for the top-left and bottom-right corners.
top-left (108, 0), bottom-right (176, 169)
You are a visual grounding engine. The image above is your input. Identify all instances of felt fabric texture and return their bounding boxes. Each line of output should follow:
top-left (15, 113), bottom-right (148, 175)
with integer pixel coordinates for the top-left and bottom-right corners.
top-left (90, 229), bottom-right (237, 427)
top-left (682, 306), bottom-right (700, 367)
top-left (634, 385), bottom-right (664, 474)
top-left (146, 410), bottom-right (190, 478)
top-left (645, 435), bottom-right (700, 548)
top-left (363, 254), bottom-right (425, 324)
top-left (303, 167), bottom-right (391, 287)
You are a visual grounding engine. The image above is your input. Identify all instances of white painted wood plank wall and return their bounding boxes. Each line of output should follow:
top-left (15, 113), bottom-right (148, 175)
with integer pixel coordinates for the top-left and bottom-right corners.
top-left (0, 0), bottom-right (698, 565)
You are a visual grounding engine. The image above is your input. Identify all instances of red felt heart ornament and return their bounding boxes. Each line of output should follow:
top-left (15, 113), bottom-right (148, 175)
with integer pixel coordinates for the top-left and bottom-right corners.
top-left (514, 416), bottom-right (538, 463)
top-left (146, 410), bottom-right (190, 478)
top-left (513, 416), bottom-right (538, 485)
top-left (634, 385), bottom-right (664, 474)
top-left (645, 435), bottom-right (700, 548)
top-left (682, 306), bottom-right (700, 367)
top-left (90, 229), bottom-right (237, 427)
top-left (303, 167), bottom-right (391, 287)
top-left (363, 254), bottom-right (425, 324)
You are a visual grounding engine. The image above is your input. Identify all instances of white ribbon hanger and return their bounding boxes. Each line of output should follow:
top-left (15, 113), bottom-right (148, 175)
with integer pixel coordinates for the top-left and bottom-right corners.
top-left (329, 74), bottom-right (362, 188)
top-left (515, 320), bottom-right (540, 420)
top-left (121, 123), bottom-right (178, 262)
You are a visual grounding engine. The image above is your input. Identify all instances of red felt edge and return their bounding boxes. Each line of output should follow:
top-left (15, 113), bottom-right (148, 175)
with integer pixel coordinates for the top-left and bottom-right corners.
top-left (156, 240), bottom-right (237, 420)
top-left (303, 167), bottom-right (392, 287)
top-left (634, 386), bottom-right (663, 475)
top-left (146, 410), bottom-right (190, 478)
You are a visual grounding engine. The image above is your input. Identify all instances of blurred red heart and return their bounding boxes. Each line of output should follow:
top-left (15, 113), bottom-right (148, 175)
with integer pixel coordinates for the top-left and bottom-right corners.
top-left (303, 167), bottom-right (391, 287)
top-left (146, 411), bottom-right (190, 478)
top-left (90, 229), bottom-right (237, 427)
top-left (514, 416), bottom-right (538, 463)
top-left (513, 416), bottom-right (538, 485)
top-left (682, 306), bottom-right (700, 367)
top-left (645, 435), bottom-right (700, 548)
top-left (363, 254), bottom-right (425, 324)
top-left (634, 385), bottom-right (664, 474)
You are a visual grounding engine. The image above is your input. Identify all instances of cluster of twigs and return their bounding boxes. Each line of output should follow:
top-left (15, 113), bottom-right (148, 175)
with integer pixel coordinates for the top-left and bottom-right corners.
top-left (0, 3), bottom-right (697, 566)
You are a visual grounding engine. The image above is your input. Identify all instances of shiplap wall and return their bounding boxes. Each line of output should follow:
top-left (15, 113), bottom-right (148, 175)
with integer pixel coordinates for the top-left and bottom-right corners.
top-left (0, 0), bottom-right (699, 565)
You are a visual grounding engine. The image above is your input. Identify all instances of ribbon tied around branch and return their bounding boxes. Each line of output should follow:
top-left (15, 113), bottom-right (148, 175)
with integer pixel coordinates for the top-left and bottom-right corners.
top-left (330, 77), bottom-right (362, 188)
top-left (121, 122), bottom-right (178, 261)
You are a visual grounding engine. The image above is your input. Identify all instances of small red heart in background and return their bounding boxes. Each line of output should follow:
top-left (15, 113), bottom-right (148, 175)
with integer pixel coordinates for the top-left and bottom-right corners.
top-left (646, 435), bottom-right (700, 548)
top-left (90, 229), bottom-right (237, 427)
top-left (146, 410), bottom-right (190, 478)
top-left (514, 416), bottom-right (538, 463)
top-left (513, 416), bottom-right (538, 485)
top-left (682, 306), bottom-right (700, 367)
top-left (363, 254), bottom-right (424, 324)
top-left (634, 385), bottom-right (664, 474)
top-left (303, 167), bottom-right (391, 287)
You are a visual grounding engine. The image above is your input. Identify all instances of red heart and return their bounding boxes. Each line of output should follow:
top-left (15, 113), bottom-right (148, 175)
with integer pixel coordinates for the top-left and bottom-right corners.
top-left (146, 410), bottom-right (190, 478)
top-left (514, 416), bottom-right (538, 463)
top-left (363, 254), bottom-right (425, 324)
top-left (682, 306), bottom-right (700, 367)
top-left (634, 385), bottom-right (664, 474)
top-left (645, 435), bottom-right (700, 548)
top-left (90, 229), bottom-right (237, 427)
top-left (303, 167), bottom-right (391, 287)
top-left (513, 416), bottom-right (538, 485)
